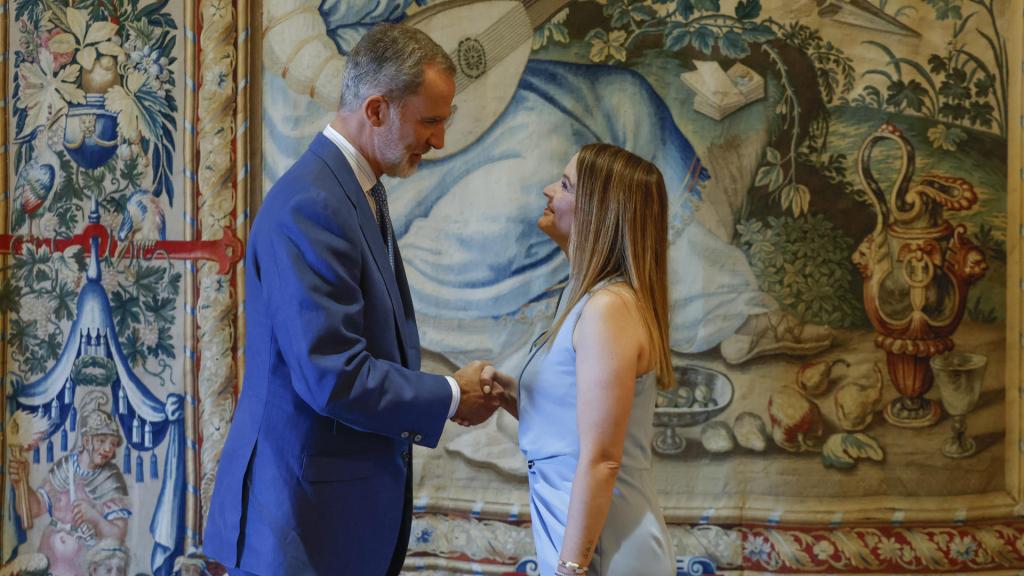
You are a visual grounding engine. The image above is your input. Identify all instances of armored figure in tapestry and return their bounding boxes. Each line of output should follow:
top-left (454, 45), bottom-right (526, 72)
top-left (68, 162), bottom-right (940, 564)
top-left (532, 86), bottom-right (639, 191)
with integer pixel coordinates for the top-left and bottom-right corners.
top-left (9, 392), bottom-right (131, 576)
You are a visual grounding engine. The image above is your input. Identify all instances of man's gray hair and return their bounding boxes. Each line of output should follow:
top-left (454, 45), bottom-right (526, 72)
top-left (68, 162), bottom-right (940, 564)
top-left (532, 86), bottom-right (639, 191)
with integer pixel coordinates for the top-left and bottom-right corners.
top-left (340, 23), bottom-right (456, 112)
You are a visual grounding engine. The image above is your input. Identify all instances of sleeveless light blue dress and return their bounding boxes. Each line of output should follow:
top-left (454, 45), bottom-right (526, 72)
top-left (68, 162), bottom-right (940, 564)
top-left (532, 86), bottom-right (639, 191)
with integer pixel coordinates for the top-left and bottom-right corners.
top-left (518, 282), bottom-right (675, 575)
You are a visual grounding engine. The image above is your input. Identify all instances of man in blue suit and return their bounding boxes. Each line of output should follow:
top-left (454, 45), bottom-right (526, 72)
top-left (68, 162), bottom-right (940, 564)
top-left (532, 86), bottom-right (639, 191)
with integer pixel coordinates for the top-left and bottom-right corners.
top-left (204, 24), bottom-right (502, 575)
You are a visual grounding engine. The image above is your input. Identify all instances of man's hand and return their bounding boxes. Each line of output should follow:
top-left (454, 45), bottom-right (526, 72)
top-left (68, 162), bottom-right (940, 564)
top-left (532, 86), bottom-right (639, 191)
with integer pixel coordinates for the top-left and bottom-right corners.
top-left (452, 360), bottom-right (504, 426)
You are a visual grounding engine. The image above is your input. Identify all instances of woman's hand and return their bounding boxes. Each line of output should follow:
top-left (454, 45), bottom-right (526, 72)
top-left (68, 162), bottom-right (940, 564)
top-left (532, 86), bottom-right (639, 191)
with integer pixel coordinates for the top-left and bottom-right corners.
top-left (481, 365), bottom-right (519, 419)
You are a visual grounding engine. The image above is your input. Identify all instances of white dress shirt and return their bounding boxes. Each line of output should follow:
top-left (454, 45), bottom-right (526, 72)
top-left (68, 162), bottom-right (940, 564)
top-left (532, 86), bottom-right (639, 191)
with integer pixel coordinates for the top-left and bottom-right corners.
top-left (321, 125), bottom-right (461, 419)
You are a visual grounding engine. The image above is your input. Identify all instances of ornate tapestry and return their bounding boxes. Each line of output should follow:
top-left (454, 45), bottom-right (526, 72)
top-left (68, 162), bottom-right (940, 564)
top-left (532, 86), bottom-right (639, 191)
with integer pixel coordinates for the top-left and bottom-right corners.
top-left (260, 0), bottom-right (1023, 573)
top-left (1, 0), bottom-right (249, 574)
top-left (0, 0), bottom-right (1019, 574)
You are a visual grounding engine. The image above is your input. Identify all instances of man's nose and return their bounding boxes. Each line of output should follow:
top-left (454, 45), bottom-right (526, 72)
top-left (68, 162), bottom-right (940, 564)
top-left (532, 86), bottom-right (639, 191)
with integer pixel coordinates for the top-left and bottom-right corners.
top-left (429, 125), bottom-right (445, 150)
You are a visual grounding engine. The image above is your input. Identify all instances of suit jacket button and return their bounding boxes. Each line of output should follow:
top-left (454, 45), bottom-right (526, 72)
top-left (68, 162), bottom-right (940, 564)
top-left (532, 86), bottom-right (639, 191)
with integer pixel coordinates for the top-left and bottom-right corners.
top-left (413, 434), bottom-right (423, 443)
top-left (400, 431), bottom-right (410, 439)
top-left (402, 450), bottom-right (410, 462)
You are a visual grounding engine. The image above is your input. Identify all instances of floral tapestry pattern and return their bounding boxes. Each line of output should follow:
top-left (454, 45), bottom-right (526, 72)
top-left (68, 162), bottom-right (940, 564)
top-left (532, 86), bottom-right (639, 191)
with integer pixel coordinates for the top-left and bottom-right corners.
top-left (3, 1), bottom-right (193, 575)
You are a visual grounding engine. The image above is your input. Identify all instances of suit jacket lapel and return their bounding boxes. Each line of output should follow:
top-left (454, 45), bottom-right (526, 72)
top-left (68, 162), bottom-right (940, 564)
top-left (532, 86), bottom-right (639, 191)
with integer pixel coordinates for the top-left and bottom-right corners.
top-left (309, 134), bottom-right (412, 362)
top-left (392, 241), bottom-right (421, 369)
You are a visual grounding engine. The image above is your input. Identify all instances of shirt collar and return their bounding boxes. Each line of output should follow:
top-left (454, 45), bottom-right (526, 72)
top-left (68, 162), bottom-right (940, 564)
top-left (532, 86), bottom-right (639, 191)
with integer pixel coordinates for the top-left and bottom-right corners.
top-left (322, 124), bottom-right (378, 193)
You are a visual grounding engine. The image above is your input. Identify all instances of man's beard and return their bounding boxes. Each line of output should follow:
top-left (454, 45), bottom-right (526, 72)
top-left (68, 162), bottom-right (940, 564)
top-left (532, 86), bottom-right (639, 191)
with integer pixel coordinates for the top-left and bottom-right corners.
top-left (379, 118), bottom-right (420, 178)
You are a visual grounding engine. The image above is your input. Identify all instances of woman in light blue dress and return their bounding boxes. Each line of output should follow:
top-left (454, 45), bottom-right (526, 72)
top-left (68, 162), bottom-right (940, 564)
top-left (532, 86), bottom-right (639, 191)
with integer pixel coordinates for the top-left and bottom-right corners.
top-left (486, 143), bottom-right (676, 575)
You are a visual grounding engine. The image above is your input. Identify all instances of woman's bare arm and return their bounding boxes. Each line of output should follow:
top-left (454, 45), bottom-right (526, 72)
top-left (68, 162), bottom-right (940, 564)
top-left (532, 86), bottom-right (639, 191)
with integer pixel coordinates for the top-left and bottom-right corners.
top-left (559, 287), bottom-right (648, 569)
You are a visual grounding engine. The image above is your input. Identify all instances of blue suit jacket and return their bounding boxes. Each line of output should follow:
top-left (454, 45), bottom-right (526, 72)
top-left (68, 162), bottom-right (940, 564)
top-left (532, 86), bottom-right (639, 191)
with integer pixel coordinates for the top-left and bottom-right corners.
top-left (204, 134), bottom-right (452, 575)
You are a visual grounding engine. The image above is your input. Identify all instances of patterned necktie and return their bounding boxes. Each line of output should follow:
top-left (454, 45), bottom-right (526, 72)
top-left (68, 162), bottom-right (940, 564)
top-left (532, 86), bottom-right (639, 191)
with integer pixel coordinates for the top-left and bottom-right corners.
top-left (369, 180), bottom-right (394, 269)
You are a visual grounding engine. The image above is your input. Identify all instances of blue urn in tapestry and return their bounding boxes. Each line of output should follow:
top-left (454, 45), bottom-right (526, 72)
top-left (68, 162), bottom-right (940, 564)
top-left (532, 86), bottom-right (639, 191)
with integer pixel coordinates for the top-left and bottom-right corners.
top-left (63, 94), bottom-right (119, 169)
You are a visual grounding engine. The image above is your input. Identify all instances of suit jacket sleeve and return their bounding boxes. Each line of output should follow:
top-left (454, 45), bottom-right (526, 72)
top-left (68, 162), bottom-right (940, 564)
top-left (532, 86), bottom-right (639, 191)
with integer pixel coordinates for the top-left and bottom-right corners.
top-left (258, 186), bottom-right (452, 447)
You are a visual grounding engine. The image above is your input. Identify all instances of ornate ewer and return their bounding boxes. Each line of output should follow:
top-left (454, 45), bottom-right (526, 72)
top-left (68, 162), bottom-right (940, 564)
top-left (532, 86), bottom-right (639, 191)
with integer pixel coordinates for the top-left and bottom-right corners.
top-left (63, 93), bottom-right (120, 169)
top-left (852, 123), bottom-right (987, 428)
top-left (65, 49), bottom-right (122, 170)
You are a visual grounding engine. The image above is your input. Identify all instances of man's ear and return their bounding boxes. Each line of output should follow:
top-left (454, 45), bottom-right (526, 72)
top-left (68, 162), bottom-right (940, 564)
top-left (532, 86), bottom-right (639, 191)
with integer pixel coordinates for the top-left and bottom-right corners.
top-left (364, 95), bottom-right (388, 128)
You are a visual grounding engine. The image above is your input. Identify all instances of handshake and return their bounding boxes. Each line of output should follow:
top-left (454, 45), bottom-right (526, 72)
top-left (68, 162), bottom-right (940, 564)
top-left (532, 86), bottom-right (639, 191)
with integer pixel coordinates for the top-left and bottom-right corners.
top-left (450, 361), bottom-right (517, 426)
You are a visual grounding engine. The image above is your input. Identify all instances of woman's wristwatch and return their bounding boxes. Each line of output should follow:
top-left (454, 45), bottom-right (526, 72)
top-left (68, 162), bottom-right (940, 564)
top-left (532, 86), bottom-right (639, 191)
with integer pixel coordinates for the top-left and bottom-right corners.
top-left (556, 560), bottom-right (588, 575)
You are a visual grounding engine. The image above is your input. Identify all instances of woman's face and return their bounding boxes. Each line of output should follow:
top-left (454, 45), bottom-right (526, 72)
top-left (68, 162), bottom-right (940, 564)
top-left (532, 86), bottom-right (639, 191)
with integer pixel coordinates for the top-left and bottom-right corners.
top-left (538, 153), bottom-right (578, 251)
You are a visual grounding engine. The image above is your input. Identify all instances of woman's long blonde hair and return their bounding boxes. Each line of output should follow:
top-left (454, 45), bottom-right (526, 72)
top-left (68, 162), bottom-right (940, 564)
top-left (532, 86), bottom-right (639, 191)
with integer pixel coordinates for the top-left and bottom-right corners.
top-left (546, 143), bottom-right (673, 390)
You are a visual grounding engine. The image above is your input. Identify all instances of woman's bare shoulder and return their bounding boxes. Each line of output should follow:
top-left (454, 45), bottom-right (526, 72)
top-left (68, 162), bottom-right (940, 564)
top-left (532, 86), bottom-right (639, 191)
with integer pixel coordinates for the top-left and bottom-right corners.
top-left (587, 282), bottom-right (639, 315)
top-left (577, 283), bottom-right (643, 338)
